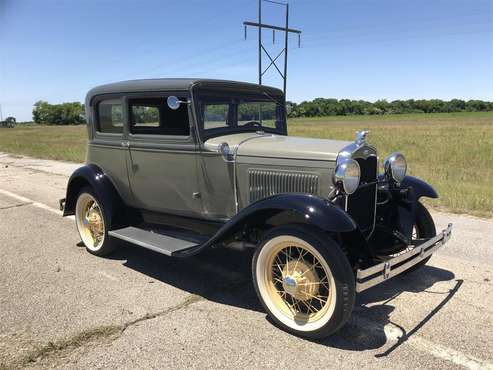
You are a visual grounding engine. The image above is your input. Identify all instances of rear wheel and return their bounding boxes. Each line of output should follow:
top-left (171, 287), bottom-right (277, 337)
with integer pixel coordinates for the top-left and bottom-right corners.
top-left (252, 225), bottom-right (355, 339)
top-left (75, 187), bottom-right (117, 256)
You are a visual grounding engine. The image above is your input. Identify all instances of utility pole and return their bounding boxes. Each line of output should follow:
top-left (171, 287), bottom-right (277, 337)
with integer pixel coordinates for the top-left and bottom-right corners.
top-left (243, 0), bottom-right (302, 99)
top-left (0, 104), bottom-right (3, 122)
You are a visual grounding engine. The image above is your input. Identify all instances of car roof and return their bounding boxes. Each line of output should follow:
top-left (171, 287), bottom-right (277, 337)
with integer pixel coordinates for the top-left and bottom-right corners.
top-left (86, 78), bottom-right (284, 104)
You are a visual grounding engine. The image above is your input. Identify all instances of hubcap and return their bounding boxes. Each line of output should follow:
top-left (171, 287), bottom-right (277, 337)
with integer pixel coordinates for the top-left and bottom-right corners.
top-left (281, 260), bottom-right (320, 301)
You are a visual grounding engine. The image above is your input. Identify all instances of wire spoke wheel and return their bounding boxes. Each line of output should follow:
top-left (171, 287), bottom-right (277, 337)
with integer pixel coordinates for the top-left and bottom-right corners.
top-left (76, 193), bottom-right (105, 251)
top-left (256, 235), bottom-right (337, 331)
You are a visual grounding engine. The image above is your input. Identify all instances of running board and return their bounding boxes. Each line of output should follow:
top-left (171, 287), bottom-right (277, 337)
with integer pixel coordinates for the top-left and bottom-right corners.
top-left (108, 226), bottom-right (201, 257)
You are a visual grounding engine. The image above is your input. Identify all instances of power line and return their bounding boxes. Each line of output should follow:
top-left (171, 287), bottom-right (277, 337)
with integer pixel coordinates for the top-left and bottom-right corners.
top-left (243, 0), bottom-right (302, 98)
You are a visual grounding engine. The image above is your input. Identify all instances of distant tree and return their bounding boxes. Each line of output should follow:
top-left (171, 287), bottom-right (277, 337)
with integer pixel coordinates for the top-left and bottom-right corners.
top-left (32, 101), bottom-right (85, 125)
top-left (465, 100), bottom-right (488, 112)
top-left (287, 97), bottom-right (493, 118)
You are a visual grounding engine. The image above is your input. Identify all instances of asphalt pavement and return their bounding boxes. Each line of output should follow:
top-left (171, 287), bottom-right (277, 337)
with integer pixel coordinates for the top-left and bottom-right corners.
top-left (0, 153), bottom-right (492, 370)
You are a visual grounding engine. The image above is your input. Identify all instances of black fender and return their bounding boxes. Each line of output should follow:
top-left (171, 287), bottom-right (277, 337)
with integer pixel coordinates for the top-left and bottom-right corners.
top-left (222, 193), bottom-right (358, 235)
top-left (200, 194), bottom-right (357, 247)
top-left (375, 175), bottom-right (437, 243)
top-left (398, 176), bottom-right (437, 238)
top-left (400, 175), bottom-right (438, 199)
top-left (62, 164), bottom-right (123, 219)
top-left (177, 193), bottom-right (374, 263)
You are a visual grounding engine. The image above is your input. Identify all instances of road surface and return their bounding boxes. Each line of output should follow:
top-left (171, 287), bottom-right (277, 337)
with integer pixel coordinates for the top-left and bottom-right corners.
top-left (0, 153), bottom-right (492, 369)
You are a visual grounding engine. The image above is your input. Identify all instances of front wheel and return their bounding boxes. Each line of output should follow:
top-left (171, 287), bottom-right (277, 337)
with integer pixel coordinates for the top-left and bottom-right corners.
top-left (403, 201), bottom-right (436, 273)
top-left (252, 225), bottom-right (355, 339)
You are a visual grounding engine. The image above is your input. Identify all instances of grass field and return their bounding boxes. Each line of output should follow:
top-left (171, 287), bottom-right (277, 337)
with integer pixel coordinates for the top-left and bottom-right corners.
top-left (0, 112), bottom-right (492, 217)
top-left (0, 125), bottom-right (87, 163)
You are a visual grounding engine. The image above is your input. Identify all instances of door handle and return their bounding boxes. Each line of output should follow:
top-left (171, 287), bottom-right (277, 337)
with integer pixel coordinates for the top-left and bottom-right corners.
top-left (121, 141), bottom-right (130, 148)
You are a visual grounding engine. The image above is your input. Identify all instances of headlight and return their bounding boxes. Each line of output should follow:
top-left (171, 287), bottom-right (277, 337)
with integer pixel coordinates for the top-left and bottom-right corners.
top-left (333, 159), bottom-right (360, 195)
top-left (384, 152), bottom-right (407, 183)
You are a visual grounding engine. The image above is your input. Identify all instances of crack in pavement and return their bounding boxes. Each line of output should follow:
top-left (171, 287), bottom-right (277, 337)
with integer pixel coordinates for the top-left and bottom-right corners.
top-left (3, 278), bottom-right (250, 369)
top-left (1, 295), bottom-right (204, 370)
top-left (0, 202), bottom-right (32, 211)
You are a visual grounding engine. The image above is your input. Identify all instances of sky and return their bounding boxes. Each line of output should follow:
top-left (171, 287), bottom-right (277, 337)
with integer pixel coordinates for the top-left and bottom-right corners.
top-left (1, 0), bottom-right (492, 121)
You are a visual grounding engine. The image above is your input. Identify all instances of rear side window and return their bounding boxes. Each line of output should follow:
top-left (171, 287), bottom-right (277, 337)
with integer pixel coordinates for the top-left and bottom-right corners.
top-left (129, 97), bottom-right (190, 136)
top-left (97, 99), bottom-right (123, 134)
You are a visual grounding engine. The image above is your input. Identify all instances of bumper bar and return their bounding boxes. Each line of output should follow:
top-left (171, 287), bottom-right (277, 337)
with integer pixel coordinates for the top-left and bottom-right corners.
top-left (356, 223), bottom-right (453, 293)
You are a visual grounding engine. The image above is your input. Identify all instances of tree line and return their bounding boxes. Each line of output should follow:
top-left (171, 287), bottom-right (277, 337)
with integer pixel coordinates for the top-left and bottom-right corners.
top-left (32, 101), bottom-right (85, 125)
top-left (287, 98), bottom-right (493, 117)
top-left (31, 98), bottom-right (493, 125)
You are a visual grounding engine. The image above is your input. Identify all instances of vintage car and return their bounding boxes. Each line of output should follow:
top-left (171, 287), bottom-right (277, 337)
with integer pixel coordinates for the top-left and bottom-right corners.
top-left (61, 79), bottom-right (452, 339)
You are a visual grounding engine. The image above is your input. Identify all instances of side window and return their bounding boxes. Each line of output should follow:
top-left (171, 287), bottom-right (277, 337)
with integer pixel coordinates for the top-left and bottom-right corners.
top-left (203, 104), bottom-right (230, 130)
top-left (129, 97), bottom-right (190, 136)
top-left (97, 99), bottom-right (123, 134)
top-left (132, 104), bottom-right (159, 128)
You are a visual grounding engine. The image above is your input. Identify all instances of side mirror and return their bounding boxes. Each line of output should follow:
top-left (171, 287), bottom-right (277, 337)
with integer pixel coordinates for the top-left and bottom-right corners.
top-left (167, 96), bottom-right (188, 110)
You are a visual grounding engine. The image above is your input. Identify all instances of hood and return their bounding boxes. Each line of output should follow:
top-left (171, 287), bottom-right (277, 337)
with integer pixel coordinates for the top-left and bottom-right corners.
top-left (204, 133), bottom-right (351, 162)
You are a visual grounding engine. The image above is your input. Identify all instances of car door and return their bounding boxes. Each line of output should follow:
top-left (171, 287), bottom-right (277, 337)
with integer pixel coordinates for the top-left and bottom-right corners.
top-left (196, 100), bottom-right (237, 220)
top-left (89, 96), bottom-right (132, 201)
top-left (125, 92), bottom-right (202, 217)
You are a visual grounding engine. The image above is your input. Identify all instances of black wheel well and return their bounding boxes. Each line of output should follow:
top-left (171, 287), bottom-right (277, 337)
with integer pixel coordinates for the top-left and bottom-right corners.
top-left (64, 177), bottom-right (91, 215)
top-left (220, 209), bottom-right (372, 268)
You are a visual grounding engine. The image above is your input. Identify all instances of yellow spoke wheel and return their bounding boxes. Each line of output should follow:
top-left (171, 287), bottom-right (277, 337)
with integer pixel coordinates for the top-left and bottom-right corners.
top-left (253, 225), bottom-right (355, 338)
top-left (267, 238), bottom-right (334, 323)
top-left (76, 192), bottom-right (106, 252)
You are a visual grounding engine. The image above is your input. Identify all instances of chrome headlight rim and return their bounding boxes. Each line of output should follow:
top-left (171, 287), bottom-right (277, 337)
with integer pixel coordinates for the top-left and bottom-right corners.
top-left (384, 152), bottom-right (407, 183)
top-left (333, 158), bottom-right (361, 195)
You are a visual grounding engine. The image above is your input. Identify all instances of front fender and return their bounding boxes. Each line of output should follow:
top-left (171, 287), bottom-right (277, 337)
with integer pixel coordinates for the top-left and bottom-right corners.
top-left (401, 175), bottom-right (438, 199)
top-left (239, 193), bottom-right (357, 232)
top-left (204, 193), bottom-right (357, 248)
top-left (63, 164), bottom-right (122, 217)
top-left (175, 194), bottom-right (374, 263)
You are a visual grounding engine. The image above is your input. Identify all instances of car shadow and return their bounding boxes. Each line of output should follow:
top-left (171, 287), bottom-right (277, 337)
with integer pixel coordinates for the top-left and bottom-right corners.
top-left (108, 243), bottom-right (264, 312)
top-left (107, 242), bottom-right (457, 352)
top-left (317, 266), bottom-right (457, 352)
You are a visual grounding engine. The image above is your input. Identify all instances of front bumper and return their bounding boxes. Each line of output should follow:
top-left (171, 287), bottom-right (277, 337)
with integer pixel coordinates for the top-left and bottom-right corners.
top-left (356, 223), bottom-right (453, 292)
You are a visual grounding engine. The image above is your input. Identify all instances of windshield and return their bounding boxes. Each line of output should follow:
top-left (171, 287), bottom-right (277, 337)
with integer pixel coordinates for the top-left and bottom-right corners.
top-left (197, 93), bottom-right (286, 139)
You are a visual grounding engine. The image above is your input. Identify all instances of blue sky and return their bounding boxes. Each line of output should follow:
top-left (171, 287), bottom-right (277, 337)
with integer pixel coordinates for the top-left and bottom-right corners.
top-left (1, 0), bottom-right (492, 121)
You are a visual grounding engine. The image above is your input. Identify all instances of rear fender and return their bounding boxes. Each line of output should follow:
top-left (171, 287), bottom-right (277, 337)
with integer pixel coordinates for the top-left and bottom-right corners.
top-left (63, 164), bottom-right (123, 219)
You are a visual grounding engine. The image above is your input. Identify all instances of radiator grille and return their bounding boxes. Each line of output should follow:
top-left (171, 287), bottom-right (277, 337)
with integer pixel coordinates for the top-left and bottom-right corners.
top-left (249, 169), bottom-right (319, 203)
top-left (346, 156), bottom-right (378, 234)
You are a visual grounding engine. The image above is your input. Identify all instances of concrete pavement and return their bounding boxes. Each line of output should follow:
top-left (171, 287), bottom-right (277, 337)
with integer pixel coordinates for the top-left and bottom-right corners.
top-left (0, 153), bottom-right (492, 369)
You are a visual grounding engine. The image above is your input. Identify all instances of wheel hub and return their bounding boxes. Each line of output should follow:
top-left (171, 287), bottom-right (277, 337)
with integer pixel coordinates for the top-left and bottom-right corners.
top-left (282, 260), bottom-right (320, 301)
top-left (86, 207), bottom-right (103, 241)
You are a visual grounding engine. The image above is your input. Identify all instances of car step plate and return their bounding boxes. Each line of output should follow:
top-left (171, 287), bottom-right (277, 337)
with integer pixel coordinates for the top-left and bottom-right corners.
top-left (109, 226), bottom-right (200, 256)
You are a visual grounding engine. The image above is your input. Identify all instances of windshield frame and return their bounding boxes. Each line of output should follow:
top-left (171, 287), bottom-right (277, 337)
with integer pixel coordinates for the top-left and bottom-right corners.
top-left (194, 90), bottom-right (287, 141)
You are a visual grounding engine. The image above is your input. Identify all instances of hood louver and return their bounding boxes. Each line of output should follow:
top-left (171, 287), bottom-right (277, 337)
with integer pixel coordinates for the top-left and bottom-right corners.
top-left (248, 169), bottom-right (319, 203)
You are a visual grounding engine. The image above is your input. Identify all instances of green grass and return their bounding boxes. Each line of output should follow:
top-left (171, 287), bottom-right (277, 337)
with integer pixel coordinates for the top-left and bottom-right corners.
top-left (0, 111), bottom-right (492, 217)
top-left (0, 125), bottom-right (87, 162)
top-left (289, 112), bottom-right (493, 217)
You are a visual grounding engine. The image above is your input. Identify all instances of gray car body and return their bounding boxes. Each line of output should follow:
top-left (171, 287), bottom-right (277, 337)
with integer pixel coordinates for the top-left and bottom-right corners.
top-left (61, 78), bottom-right (452, 297)
top-left (84, 78), bottom-right (348, 222)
